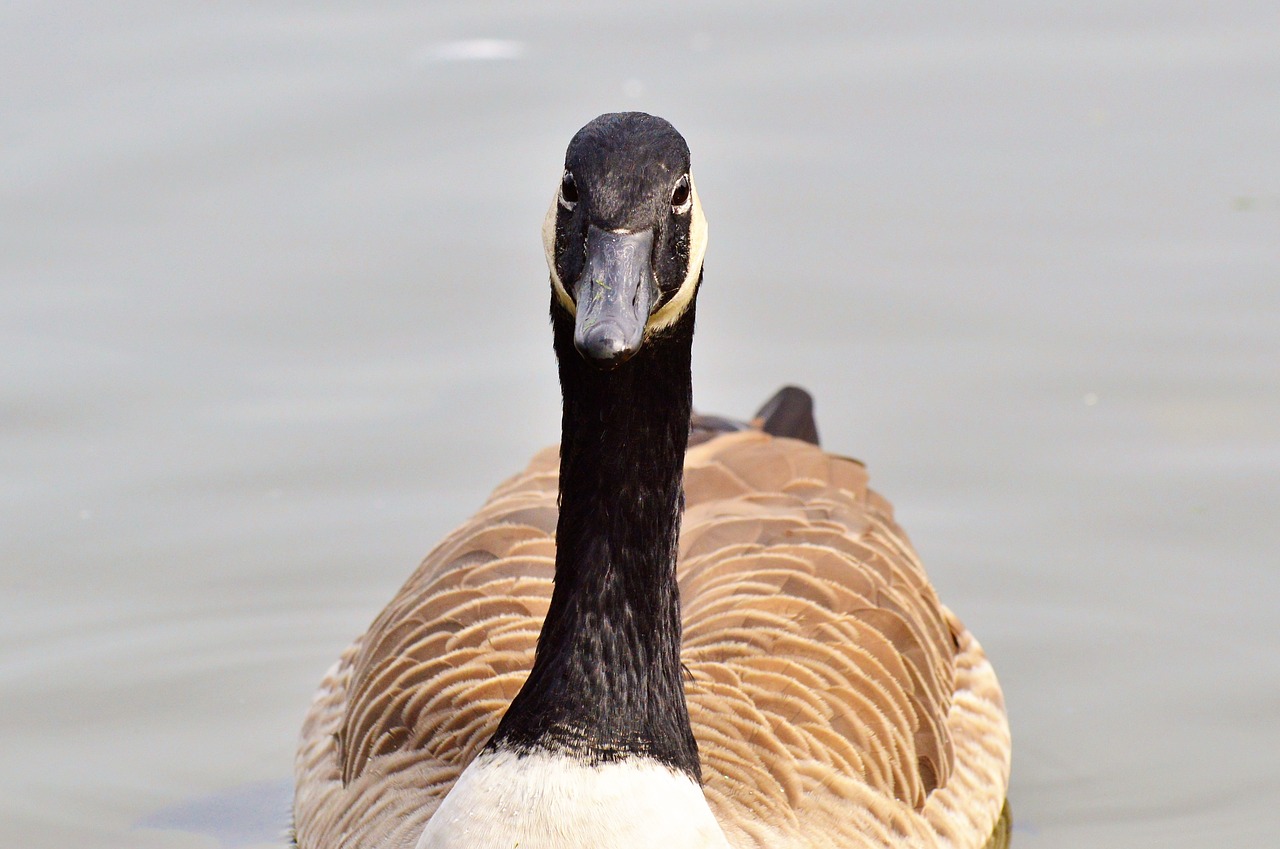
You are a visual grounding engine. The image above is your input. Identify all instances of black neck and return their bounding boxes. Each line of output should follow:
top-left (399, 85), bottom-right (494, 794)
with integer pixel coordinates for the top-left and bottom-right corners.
top-left (488, 299), bottom-right (700, 779)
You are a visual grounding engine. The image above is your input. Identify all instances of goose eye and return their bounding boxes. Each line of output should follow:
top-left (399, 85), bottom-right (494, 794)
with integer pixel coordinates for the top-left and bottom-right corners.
top-left (559, 171), bottom-right (578, 210)
top-left (670, 174), bottom-right (691, 213)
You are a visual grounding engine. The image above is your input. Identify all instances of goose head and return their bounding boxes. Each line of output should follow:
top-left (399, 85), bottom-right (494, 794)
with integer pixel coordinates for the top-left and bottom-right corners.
top-left (543, 111), bottom-right (708, 368)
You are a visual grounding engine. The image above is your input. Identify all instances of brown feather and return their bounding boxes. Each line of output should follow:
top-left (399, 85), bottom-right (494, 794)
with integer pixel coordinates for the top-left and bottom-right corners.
top-left (295, 432), bottom-right (1010, 848)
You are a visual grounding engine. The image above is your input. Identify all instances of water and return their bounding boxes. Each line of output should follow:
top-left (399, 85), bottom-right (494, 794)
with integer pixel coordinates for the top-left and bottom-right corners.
top-left (3, 3), bottom-right (1277, 847)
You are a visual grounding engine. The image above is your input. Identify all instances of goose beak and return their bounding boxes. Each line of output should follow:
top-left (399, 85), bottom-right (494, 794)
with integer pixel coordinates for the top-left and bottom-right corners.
top-left (572, 226), bottom-right (657, 368)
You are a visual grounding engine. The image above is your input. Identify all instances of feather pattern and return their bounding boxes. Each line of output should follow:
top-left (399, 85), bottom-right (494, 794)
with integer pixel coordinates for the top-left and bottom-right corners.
top-left (294, 430), bottom-right (1010, 849)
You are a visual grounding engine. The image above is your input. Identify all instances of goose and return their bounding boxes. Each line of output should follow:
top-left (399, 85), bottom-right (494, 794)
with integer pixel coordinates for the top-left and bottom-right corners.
top-left (293, 112), bottom-right (1011, 849)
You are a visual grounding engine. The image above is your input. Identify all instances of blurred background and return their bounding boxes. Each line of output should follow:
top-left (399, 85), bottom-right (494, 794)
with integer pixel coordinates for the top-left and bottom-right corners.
top-left (2, 2), bottom-right (1277, 847)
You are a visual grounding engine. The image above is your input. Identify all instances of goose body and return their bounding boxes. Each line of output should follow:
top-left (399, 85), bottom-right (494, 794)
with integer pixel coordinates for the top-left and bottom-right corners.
top-left (294, 113), bottom-right (1010, 849)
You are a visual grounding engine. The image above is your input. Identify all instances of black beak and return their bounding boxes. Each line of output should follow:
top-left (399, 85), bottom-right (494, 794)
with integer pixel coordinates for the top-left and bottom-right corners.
top-left (572, 226), bottom-right (657, 368)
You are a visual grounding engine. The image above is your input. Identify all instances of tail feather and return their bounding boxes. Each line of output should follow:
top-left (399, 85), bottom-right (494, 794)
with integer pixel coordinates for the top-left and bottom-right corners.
top-left (754, 386), bottom-right (820, 446)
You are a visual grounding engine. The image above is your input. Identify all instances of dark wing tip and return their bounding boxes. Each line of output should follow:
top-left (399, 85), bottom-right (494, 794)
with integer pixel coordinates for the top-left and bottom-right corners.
top-left (754, 385), bottom-right (820, 446)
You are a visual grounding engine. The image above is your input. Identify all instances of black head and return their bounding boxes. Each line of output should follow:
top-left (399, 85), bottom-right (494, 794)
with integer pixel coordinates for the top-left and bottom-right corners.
top-left (543, 112), bottom-right (707, 368)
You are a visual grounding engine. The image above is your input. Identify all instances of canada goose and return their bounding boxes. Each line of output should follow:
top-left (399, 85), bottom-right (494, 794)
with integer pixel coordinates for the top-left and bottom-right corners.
top-left (293, 112), bottom-right (1011, 849)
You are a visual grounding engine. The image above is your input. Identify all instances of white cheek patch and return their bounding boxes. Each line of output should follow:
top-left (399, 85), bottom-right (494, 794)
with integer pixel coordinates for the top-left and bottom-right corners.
top-left (646, 176), bottom-right (706, 333)
top-left (542, 174), bottom-right (708, 331)
top-left (543, 193), bottom-right (576, 315)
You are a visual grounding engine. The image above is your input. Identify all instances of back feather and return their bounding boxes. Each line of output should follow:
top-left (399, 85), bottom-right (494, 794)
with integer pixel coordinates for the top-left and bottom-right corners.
top-left (294, 431), bottom-right (1010, 849)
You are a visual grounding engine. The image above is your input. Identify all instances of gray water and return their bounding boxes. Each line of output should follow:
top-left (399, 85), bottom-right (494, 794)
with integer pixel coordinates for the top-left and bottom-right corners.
top-left (3, 3), bottom-right (1278, 847)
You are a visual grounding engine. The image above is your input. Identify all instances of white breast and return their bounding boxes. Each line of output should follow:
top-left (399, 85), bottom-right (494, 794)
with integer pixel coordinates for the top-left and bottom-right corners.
top-left (415, 749), bottom-right (732, 849)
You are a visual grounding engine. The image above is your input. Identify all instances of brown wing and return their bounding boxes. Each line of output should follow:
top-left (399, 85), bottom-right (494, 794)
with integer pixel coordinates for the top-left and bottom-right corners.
top-left (294, 447), bottom-right (561, 849)
top-left (679, 432), bottom-right (1008, 847)
top-left (294, 435), bottom-right (1010, 849)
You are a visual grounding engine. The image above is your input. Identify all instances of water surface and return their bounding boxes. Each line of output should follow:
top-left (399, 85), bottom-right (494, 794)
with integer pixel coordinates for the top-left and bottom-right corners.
top-left (3, 3), bottom-right (1278, 847)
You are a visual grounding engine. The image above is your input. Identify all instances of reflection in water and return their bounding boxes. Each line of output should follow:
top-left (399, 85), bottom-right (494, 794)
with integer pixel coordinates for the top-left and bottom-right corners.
top-left (136, 779), bottom-right (292, 848)
top-left (985, 801), bottom-right (1013, 849)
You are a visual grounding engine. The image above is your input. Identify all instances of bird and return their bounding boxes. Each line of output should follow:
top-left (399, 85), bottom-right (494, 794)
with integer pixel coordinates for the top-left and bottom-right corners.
top-left (293, 112), bottom-right (1011, 849)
